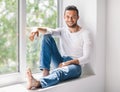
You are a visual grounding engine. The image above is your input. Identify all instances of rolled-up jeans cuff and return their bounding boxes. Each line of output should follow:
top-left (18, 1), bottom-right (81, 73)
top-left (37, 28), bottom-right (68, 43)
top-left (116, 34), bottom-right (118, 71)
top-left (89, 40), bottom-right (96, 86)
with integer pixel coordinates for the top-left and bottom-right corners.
top-left (39, 66), bottom-right (50, 71)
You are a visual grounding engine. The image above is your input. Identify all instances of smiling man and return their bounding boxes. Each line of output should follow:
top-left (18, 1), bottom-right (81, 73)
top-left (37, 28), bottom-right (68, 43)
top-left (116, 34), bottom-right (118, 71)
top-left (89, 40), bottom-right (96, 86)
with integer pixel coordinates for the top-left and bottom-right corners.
top-left (27, 5), bottom-right (92, 89)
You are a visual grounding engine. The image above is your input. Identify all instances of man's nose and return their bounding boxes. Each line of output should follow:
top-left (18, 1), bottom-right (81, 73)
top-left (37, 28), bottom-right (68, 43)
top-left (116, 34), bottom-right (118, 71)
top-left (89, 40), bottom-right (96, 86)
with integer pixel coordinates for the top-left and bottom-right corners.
top-left (68, 17), bottom-right (72, 21)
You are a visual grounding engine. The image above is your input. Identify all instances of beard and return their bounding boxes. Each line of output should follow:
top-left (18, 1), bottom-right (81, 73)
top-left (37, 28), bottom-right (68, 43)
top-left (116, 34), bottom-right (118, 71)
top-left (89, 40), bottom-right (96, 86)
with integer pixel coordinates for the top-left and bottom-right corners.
top-left (66, 22), bottom-right (77, 28)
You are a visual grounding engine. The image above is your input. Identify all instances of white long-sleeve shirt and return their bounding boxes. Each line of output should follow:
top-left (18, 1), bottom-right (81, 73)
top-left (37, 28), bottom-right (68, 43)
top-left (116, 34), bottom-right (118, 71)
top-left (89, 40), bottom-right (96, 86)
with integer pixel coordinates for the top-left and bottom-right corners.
top-left (46, 27), bottom-right (92, 66)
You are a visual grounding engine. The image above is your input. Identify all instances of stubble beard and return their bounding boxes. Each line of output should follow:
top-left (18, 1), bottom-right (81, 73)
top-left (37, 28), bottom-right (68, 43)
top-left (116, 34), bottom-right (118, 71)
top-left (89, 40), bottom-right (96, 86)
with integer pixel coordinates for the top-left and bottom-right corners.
top-left (67, 22), bottom-right (77, 28)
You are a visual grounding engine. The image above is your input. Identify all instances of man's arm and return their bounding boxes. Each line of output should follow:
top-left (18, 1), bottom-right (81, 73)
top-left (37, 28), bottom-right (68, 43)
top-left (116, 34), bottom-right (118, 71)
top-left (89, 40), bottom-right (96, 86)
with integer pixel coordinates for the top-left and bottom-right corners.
top-left (59, 59), bottom-right (79, 67)
top-left (37, 27), bottom-right (47, 34)
top-left (29, 27), bottom-right (47, 41)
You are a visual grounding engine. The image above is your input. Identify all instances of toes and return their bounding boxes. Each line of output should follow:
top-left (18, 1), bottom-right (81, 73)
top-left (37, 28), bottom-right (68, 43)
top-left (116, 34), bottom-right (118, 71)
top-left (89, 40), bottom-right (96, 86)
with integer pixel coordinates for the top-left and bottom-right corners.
top-left (27, 84), bottom-right (32, 90)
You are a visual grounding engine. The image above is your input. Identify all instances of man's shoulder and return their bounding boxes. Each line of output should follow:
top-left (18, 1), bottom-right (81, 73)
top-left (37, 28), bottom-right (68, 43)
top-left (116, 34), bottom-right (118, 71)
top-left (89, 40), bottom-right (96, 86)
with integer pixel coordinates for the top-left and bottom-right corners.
top-left (81, 28), bottom-right (91, 36)
top-left (81, 28), bottom-right (90, 33)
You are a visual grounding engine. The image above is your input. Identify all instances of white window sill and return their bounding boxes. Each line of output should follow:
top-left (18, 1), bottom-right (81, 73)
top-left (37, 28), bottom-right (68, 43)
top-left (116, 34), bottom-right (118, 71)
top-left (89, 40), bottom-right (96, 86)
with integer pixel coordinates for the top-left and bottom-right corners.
top-left (0, 71), bottom-right (95, 92)
top-left (0, 75), bottom-right (92, 92)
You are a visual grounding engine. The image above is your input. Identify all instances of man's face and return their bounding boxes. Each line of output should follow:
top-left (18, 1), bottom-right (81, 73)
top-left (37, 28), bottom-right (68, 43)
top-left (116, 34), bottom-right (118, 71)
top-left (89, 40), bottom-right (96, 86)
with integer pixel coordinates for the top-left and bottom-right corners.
top-left (64, 10), bottom-right (79, 28)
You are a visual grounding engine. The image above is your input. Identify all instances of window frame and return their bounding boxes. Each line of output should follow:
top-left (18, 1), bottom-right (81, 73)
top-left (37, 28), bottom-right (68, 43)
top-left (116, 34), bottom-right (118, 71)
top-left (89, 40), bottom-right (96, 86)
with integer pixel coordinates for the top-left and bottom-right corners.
top-left (0, 0), bottom-right (61, 87)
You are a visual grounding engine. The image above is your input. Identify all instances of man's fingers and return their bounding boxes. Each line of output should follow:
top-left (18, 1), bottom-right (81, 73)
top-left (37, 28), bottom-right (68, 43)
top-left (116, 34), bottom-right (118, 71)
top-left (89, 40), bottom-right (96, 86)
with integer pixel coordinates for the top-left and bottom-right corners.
top-left (36, 31), bottom-right (39, 37)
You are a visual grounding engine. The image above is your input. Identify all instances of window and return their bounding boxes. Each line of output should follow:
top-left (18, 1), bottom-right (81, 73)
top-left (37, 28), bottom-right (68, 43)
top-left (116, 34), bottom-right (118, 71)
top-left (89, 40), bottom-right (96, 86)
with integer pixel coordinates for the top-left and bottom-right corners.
top-left (0, 0), bottom-right (18, 74)
top-left (26, 0), bottom-right (58, 73)
top-left (0, 0), bottom-right (59, 86)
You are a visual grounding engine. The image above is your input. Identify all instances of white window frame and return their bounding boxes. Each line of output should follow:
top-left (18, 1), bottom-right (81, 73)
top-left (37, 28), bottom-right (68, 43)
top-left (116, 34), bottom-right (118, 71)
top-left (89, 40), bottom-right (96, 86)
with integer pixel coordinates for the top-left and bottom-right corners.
top-left (57, 0), bottom-right (63, 27)
top-left (0, 0), bottom-right (62, 87)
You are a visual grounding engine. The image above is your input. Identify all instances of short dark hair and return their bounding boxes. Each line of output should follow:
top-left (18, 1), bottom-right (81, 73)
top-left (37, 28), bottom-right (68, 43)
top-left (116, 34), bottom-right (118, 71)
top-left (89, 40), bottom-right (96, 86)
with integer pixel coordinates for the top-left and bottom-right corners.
top-left (64, 5), bottom-right (79, 16)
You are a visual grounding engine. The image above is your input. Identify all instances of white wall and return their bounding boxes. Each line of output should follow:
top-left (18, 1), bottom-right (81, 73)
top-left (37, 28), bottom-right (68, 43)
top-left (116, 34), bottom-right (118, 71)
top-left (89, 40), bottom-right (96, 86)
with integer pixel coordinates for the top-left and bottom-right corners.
top-left (106, 0), bottom-right (120, 92)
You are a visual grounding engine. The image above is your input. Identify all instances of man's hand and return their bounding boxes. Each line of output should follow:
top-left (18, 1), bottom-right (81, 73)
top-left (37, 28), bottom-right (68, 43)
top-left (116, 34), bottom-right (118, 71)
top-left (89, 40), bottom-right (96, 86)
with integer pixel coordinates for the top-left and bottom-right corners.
top-left (29, 30), bottom-right (39, 41)
top-left (29, 27), bottom-right (47, 41)
top-left (58, 59), bottom-right (79, 68)
top-left (58, 62), bottom-right (67, 68)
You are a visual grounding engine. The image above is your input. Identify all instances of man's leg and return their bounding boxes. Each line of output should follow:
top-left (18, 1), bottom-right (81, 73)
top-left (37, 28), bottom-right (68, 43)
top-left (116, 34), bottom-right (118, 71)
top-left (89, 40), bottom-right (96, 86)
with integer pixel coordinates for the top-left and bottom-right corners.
top-left (39, 64), bottom-right (82, 88)
top-left (42, 69), bottom-right (49, 77)
top-left (40, 34), bottom-right (63, 76)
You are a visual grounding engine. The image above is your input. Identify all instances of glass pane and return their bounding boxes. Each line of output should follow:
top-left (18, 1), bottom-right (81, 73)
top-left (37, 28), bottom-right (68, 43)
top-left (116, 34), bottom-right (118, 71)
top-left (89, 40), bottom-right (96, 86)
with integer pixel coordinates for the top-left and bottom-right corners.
top-left (0, 0), bottom-right (18, 74)
top-left (26, 0), bottom-right (57, 73)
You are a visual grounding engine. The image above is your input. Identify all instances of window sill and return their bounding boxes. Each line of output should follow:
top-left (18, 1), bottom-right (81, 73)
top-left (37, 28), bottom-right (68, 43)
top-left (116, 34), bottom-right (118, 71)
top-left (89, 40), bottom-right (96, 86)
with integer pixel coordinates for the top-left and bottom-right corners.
top-left (0, 70), bottom-right (95, 92)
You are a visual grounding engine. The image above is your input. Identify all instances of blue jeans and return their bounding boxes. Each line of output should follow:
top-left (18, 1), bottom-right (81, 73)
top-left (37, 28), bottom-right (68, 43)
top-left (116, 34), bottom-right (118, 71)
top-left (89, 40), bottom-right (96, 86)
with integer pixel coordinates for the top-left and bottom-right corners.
top-left (39, 34), bottom-right (82, 88)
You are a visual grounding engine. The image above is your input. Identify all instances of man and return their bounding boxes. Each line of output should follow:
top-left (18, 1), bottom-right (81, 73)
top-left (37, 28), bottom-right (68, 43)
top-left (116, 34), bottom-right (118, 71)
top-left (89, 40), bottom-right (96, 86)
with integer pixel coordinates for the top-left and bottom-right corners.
top-left (27, 5), bottom-right (92, 89)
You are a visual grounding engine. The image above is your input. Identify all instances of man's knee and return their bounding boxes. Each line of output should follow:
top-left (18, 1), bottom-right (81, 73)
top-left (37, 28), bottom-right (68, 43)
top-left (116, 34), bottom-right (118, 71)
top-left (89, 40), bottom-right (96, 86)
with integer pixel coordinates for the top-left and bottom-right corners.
top-left (43, 34), bottom-right (52, 39)
top-left (41, 34), bottom-right (52, 43)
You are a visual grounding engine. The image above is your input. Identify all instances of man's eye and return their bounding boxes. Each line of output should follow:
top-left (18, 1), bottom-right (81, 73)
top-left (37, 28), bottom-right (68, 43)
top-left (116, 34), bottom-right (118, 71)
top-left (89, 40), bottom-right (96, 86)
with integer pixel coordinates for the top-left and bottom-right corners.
top-left (66, 16), bottom-right (69, 18)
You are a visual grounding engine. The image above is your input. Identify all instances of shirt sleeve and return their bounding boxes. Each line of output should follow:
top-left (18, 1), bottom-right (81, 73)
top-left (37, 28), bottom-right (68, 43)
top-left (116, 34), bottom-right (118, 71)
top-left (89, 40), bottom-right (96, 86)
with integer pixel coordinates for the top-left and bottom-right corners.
top-left (45, 28), bottom-right (62, 37)
top-left (78, 30), bottom-right (93, 65)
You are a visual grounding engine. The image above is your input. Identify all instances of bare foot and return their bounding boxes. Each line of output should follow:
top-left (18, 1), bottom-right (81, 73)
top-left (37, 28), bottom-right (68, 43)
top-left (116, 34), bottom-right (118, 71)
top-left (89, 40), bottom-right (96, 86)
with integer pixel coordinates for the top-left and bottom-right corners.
top-left (26, 68), bottom-right (41, 90)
